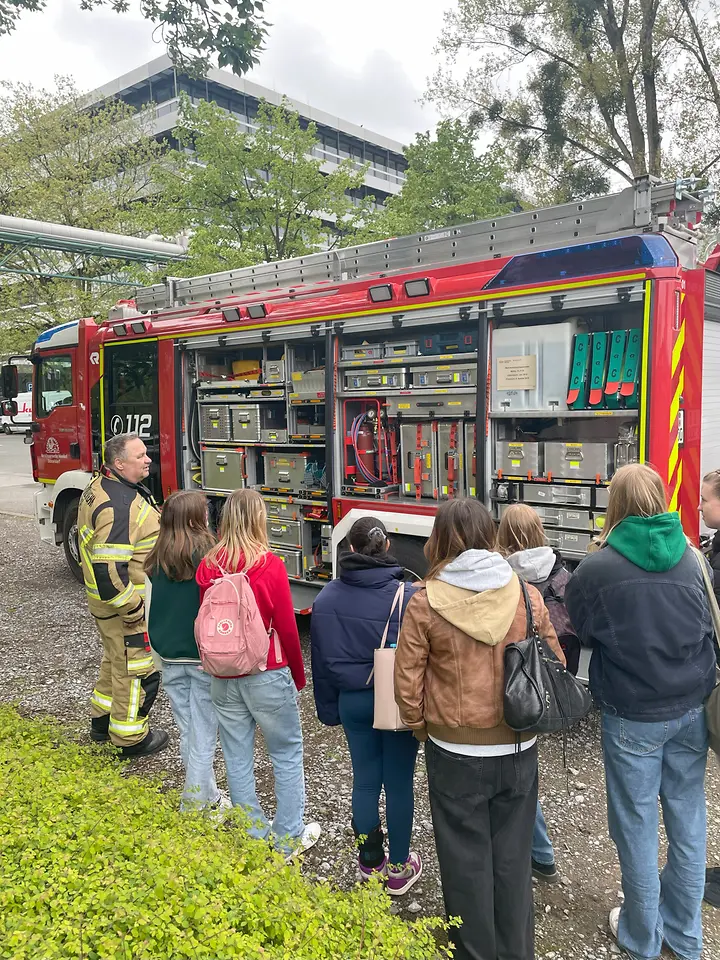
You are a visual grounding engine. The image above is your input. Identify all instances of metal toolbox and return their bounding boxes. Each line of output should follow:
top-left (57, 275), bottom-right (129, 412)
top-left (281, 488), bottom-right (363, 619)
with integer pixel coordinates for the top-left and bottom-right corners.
top-left (344, 369), bottom-right (408, 391)
top-left (494, 440), bottom-right (541, 478)
top-left (261, 429), bottom-right (289, 443)
top-left (521, 483), bottom-right (592, 508)
top-left (594, 486), bottom-right (610, 509)
top-left (262, 452), bottom-right (317, 489)
top-left (544, 441), bottom-right (612, 481)
top-left (465, 422), bottom-right (477, 497)
top-left (437, 421), bottom-right (465, 499)
top-left (263, 359), bottom-right (285, 383)
top-left (266, 518), bottom-right (303, 549)
top-left (321, 524), bottom-right (332, 564)
top-left (264, 498), bottom-right (301, 521)
top-left (419, 329), bottom-right (478, 356)
top-left (384, 340), bottom-right (419, 358)
top-left (290, 368), bottom-right (325, 398)
top-left (545, 529), bottom-right (593, 558)
top-left (491, 320), bottom-right (577, 413)
top-left (386, 394), bottom-right (475, 418)
top-left (259, 404), bottom-right (287, 443)
top-left (201, 447), bottom-right (247, 492)
top-left (342, 343), bottom-right (384, 361)
top-left (199, 403), bottom-right (232, 442)
top-left (231, 404), bottom-right (261, 442)
top-left (292, 422), bottom-right (326, 438)
top-left (413, 364), bottom-right (476, 388)
top-left (401, 422), bottom-right (437, 499)
top-left (270, 546), bottom-right (303, 579)
top-left (495, 502), bottom-right (590, 532)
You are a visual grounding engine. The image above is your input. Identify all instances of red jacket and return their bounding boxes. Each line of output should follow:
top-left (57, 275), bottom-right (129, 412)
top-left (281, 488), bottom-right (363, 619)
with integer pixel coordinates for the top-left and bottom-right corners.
top-left (196, 551), bottom-right (306, 691)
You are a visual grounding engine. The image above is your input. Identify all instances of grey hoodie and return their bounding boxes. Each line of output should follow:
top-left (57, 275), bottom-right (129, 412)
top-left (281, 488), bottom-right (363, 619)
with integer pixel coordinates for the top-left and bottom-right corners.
top-left (506, 546), bottom-right (556, 583)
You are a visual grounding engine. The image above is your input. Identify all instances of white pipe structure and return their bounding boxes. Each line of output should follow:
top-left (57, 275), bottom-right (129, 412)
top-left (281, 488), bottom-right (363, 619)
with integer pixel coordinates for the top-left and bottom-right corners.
top-left (0, 215), bottom-right (187, 262)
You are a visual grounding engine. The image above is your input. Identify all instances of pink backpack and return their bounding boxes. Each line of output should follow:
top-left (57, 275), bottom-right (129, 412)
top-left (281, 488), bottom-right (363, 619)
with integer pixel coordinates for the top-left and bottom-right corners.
top-left (194, 570), bottom-right (280, 678)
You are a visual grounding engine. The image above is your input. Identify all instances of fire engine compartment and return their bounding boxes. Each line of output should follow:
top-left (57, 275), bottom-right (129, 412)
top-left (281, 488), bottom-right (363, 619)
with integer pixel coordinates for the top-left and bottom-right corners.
top-left (179, 282), bottom-right (644, 585)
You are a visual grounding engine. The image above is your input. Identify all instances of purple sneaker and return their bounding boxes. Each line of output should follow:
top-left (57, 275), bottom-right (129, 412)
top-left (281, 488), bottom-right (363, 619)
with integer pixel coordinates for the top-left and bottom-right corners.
top-left (357, 854), bottom-right (388, 881)
top-left (386, 852), bottom-right (422, 896)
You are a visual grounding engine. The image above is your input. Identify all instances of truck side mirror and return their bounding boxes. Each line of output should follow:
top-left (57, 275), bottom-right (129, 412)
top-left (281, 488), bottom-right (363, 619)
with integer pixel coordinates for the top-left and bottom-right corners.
top-left (1, 364), bottom-right (19, 401)
top-left (1, 399), bottom-right (18, 417)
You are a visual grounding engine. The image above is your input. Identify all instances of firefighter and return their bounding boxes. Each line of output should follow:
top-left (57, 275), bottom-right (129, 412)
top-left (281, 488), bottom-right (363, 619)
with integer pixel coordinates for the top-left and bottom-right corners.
top-left (78, 432), bottom-right (168, 756)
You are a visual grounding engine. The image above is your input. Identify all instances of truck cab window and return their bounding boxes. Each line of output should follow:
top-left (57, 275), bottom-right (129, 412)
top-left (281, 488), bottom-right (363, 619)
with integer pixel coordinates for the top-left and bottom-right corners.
top-left (37, 356), bottom-right (73, 417)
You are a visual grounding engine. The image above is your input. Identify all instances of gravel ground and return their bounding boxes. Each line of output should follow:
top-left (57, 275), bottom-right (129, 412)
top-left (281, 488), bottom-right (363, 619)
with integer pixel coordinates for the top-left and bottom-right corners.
top-left (2, 510), bottom-right (720, 959)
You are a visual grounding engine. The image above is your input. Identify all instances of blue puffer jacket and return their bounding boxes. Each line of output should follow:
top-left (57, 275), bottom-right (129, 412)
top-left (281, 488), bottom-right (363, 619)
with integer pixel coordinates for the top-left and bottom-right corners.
top-left (310, 551), bottom-right (416, 726)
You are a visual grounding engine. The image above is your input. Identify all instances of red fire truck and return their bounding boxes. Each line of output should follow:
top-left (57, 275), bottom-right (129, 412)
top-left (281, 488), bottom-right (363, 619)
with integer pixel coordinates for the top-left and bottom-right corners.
top-left (2, 176), bottom-right (719, 612)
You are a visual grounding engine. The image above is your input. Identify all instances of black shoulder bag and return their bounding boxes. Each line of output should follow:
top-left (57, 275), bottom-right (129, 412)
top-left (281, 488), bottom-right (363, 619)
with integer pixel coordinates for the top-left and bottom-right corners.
top-left (504, 581), bottom-right (592, 734)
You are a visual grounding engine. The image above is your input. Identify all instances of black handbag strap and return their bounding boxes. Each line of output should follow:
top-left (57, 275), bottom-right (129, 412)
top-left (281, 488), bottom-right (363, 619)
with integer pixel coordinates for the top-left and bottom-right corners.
top-left (519, 580), bottom-right (539, 640)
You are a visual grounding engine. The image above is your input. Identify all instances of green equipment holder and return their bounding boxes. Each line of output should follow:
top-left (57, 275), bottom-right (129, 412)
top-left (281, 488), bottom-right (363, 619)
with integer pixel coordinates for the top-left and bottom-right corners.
top-left (620, 329), bottom-right (641, 409)
top-left (588, 332), bottom-right (609, 408)
top-left (567, 332), bottom-right (591, 409)
top-left (604, 330), bottom-right (627, 410)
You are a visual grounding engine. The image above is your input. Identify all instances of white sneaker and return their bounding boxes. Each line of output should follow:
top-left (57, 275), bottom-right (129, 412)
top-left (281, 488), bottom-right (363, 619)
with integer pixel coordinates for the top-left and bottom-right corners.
top-left (206, 790), bottom-right (233, 824)
top-left (609, 906), bottom-right (620, 940)
top-left (285, 822), bottom-right (322, 861)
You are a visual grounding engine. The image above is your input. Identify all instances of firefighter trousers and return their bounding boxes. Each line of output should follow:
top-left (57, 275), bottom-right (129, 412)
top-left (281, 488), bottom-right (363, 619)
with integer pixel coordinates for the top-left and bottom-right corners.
top-left (89, 614), bottom-right (160, 747)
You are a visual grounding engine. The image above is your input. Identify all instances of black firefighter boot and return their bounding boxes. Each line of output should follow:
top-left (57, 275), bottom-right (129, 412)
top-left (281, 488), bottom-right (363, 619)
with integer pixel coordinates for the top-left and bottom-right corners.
top-left (90, 715), bottom-right (110, 743)
top-left (353, 820), bottom-right (387, 880)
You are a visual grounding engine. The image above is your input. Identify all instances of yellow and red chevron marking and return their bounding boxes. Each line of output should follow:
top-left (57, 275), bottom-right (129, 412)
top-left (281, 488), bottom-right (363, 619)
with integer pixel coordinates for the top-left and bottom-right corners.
top-left (667, 292), bottom-right (685, 515)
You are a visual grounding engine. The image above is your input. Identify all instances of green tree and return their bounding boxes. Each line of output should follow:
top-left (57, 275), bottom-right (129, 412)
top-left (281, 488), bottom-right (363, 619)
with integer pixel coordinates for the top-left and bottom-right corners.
top-left (2, 0), bottom-right (266, 77)
top-left (429, 0), bottom-right (720, 202)
top-left (148, 96), bottom-right (378, 275)
top-left (0, 79), bottom-right (167, 353)
top-left (372, 119), bottom-right (514, 236)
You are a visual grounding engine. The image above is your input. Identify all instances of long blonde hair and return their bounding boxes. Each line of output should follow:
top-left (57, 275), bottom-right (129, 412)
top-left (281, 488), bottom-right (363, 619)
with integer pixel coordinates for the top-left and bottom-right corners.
top-left (602, 463), bottom-right (668, 539)
top-left (497, 503), bottom-right (547, 555)
top-left (206, 488), bottom-right (269, 572)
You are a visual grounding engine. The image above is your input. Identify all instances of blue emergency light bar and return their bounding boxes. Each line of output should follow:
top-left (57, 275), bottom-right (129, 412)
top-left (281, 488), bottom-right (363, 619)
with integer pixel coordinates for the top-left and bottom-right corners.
top-left (483, 235), bottom-right (677, 289)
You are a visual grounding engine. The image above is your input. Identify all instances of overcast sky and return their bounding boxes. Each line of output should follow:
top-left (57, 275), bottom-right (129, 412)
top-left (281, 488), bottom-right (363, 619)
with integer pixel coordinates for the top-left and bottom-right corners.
top-left (0, 0), bottom-right (444, 144)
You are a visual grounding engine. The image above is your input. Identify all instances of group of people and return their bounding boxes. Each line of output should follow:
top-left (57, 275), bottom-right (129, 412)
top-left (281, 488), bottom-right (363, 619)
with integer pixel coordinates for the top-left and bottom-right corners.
top-left (79, 431), bottom-right (720, 960)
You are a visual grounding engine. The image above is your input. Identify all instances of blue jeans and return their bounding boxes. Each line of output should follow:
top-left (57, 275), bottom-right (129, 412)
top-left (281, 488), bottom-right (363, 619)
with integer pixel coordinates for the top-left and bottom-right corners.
top-left (210, 667), bottom-right (305, 852)
top-left (532, 801), bottom-right (555, 866)
top-left (338, 689), bottom-right (418, 864)
top-left (161, 661), bottom-right (220, 811)
top-left (602, 706), bottom-right (708, 960)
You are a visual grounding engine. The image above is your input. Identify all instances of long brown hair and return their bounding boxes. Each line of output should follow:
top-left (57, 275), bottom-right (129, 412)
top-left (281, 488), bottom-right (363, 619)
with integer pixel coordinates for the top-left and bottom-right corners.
top-left (145, 490), bottom-right (215, 581)
top-left (601, 463), bottom-right (668, 539)
top-left (424, 498), bottom-right (498, 580)
top-left (205, 488), bottom-right (269, 573)
top-left (497, 503), bottom-right (547, 555)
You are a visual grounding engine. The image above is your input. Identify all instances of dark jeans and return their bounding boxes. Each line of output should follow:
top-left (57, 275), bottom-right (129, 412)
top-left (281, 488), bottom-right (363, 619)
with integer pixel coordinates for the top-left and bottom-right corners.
top-left (338, 689), bottom-right (419, 865)
top-left (426, 738), bottom-right (538, 960)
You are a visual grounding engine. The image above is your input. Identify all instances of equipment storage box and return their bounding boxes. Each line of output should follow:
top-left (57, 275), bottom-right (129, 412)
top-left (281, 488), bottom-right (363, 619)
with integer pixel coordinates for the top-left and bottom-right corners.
top-left (201, 447), bottom-right (246, 491)
top-left (264, 498), bottom-right (300, 522)
top-left (465, 422), bottom-right (477, 497)
top-left (290, 368), bottom-right (325, 398)
top-left (263, 359), bottom-right (285, 383)
top-left (341, 343), bottom-right (383, 362)
top-left (420, 329), bottom-right (477, 356)
top-left (521, 483), bottom-right (592, 508)
top-left (260, 405), bottom-right (288, 443)
top-left (266, 518), bottom-right (303, 549)
top-left (544, 441), bottom-right (612, 480)
top-left (321, 524), bottom-right (332, 564)
top-left (384, 341), bottom-right (419, 358)
top-left (545, 529), bottom-right (593, 558)
top-left (270, 546), bottom-right (303, 579)
top-left (262, 452), bottom-right (316, 489)
top-left (594, 486), bottom-right (610, 508)
top-left (437, 421), bottom-right (465, 499)
top-left (231, 404), bottom-right (261, 442)
top-left (200, 403), bottom-right (232, 442)
top-left (401, 422), bottom-right (437, 499)
top-left (413, 364), bottom-right (476, 387)
top-left (491, 321), bottom-right (577, 413)
top-left (344, 369), bottom-right (408, 391)
top-left (231, 360), bottom-right (262, 385)
top-left (494, 440), bottom-right (541, 478)
top-left (386, 394), bottom-right (475, 418)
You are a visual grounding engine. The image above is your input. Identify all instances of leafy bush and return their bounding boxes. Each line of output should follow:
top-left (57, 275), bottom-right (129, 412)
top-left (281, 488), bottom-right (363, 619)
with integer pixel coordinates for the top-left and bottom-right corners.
top-left (0, 706), bottom-right (448, 959)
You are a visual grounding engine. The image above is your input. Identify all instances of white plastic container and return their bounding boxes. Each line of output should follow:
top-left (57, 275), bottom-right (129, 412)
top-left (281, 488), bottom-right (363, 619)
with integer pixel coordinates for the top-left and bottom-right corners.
top-left (491, 321), bottom-right (578, 413)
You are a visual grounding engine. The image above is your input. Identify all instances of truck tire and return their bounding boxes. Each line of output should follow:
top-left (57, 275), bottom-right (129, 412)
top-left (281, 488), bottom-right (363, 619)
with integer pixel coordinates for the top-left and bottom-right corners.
top-left (62, 498), bottom-right (84, 584)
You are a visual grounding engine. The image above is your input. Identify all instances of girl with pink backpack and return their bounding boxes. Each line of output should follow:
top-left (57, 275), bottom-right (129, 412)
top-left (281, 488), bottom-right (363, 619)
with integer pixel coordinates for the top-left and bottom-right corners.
top-left (196, 489), bottom-right (320, 856)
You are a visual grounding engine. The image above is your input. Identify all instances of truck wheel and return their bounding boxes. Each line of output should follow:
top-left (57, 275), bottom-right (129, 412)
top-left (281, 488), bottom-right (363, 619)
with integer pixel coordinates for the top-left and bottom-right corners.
top-left (62, 498), bottom-right (84, 584)
top-left (2, 424), bottom-right (11, 435)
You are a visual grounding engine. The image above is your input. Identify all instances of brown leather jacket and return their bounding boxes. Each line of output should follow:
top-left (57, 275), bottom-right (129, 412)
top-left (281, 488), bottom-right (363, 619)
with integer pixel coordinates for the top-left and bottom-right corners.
top-left (394, 574), bottom-right (563, 746)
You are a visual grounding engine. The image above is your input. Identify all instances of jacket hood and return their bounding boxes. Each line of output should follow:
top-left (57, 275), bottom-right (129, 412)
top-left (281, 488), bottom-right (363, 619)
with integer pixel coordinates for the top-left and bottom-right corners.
top-left (339, 550), bottom-right (405, 587)
top-left (507, 546), bottom-right (556, 583)
top-left (606, 512), bottom-right (687, 572)
top-left (427, 550), bottom-right (521, 645)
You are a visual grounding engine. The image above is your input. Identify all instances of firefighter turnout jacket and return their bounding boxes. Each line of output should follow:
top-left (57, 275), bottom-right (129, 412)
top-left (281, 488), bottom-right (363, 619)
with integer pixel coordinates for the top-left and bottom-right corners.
top-left (78, 469), bottom-right (160, 631)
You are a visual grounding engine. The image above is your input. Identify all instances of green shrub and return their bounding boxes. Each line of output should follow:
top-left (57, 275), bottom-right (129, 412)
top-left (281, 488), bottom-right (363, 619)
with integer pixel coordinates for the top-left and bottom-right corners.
top-left (0, 706), bottom-right (448, 959)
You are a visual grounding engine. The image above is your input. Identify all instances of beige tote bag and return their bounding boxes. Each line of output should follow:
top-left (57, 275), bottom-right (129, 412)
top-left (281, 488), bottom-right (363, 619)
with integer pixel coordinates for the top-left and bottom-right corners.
top-left (367, 581), bottom-right (409, 732)
top-left (690, 545), bottom-right (720, 757)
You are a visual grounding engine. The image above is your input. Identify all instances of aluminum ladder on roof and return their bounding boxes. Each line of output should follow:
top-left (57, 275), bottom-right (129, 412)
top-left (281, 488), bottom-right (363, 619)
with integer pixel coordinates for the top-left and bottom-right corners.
top-left (132, 177), bottom-right (706, 313)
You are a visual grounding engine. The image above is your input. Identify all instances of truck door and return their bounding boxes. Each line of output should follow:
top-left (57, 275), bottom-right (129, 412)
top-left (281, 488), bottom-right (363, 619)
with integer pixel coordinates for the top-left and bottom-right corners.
top-left (104, 341), bottom-right (162, 501)
top-left (33, 351), bottom-right (83, 481)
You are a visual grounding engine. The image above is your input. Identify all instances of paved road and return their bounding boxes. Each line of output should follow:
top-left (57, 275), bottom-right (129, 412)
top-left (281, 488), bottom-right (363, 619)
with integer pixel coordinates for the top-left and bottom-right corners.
top-left (0, 434), bottom-right (35, 516)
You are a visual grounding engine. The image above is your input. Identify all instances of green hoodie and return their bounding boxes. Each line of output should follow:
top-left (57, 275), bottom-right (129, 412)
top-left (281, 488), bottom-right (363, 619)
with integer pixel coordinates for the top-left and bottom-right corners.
top-left (606, 512), bottom-right (687, 572)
